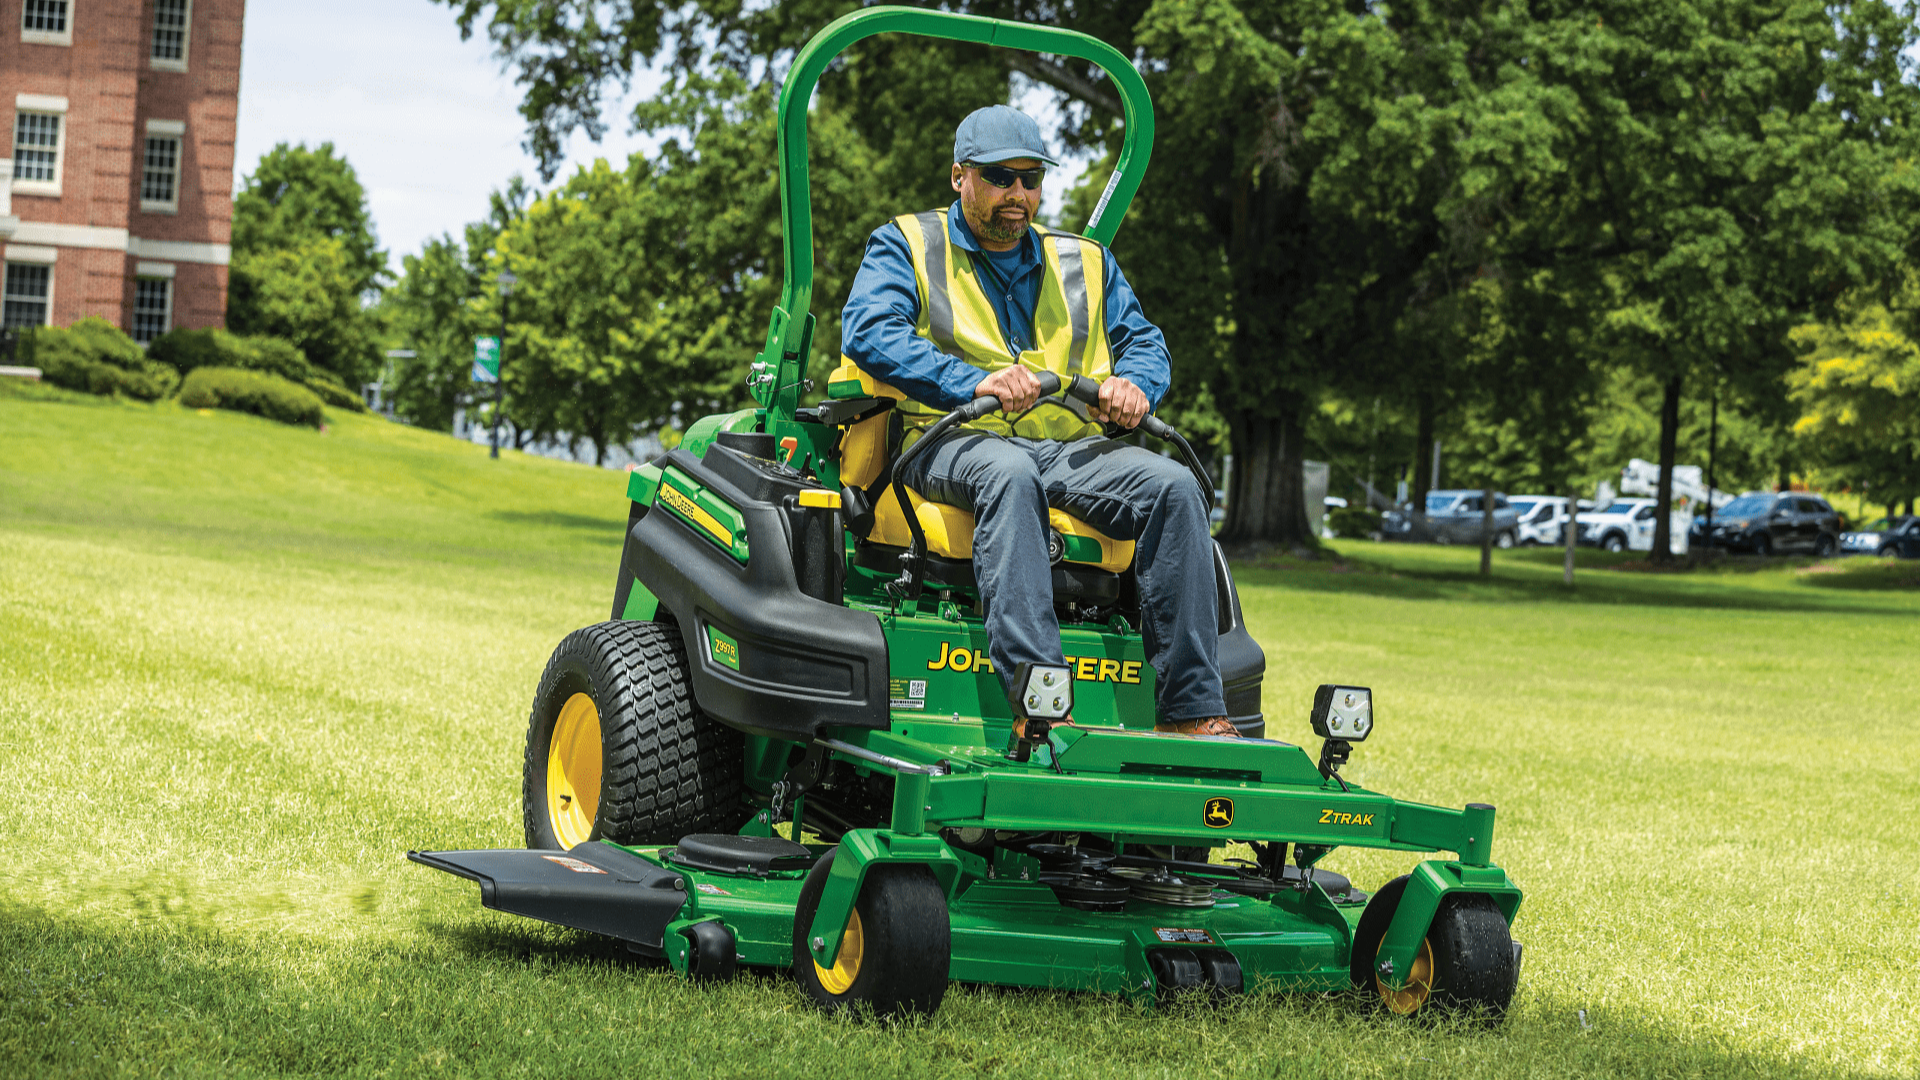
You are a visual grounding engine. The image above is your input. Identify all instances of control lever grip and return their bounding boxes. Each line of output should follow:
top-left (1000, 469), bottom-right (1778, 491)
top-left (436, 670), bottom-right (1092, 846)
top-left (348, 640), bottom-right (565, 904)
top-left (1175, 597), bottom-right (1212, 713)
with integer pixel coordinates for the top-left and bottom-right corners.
top-left (1137, 414), bottom-right (1175, 440)
top-left (954, 395), bottom-right (1000, 422)
top-left (960, 370), bottom-right (1064, 420)
top-left (1062, 374), bottom-right (1101, 405)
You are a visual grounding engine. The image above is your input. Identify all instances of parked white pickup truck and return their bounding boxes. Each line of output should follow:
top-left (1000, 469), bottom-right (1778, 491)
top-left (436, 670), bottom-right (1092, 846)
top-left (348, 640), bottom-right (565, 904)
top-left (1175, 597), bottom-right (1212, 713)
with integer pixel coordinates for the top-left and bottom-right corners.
top-left (1576, 499), bottom-right (1663, 553)
top-left (1506, 495), bottom-right (1593, 545)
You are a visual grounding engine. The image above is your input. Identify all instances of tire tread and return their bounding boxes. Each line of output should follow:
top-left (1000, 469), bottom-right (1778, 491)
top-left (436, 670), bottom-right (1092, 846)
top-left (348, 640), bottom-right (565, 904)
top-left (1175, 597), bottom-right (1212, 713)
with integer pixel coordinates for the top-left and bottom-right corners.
top-left (523, 621), bottom-right (743, 848)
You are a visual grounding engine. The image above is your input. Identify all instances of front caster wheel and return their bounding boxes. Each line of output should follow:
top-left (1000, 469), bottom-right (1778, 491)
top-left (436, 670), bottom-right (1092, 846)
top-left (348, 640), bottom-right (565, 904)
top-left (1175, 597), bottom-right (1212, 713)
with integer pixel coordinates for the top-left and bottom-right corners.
top-left (523, 621), bottom-right (742, 849)
top-left (1351, 876), bottom-right (1518, 1022)
top-left (792, 849), bottom-right (951, 1020)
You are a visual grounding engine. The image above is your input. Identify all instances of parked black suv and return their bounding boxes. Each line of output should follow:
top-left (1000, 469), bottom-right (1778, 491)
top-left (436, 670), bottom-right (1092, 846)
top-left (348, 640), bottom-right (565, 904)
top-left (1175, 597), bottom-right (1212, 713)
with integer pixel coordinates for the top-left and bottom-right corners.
top-left (1690, 492), bottom-right (1842, 556)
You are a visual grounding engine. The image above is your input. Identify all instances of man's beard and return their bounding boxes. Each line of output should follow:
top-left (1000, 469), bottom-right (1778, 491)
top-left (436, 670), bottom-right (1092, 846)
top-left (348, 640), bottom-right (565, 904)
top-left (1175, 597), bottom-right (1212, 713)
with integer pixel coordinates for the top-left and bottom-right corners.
top-left (977, 203), bottom-right (1031, 244)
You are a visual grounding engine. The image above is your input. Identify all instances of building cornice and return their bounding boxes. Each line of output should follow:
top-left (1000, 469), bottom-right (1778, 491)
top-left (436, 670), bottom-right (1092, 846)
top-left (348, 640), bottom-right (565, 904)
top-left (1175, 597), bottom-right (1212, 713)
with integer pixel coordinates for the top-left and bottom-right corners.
top-left (6, 220), bottom-right (230, 265)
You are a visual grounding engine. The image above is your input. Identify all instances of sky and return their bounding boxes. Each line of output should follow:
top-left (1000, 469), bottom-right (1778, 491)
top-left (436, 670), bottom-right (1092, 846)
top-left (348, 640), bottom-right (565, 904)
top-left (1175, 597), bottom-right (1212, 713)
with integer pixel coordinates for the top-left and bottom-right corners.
top-left (234, 0), bottom-right (664, 268)
top-left (233, 0), bottom-right (1089, 273)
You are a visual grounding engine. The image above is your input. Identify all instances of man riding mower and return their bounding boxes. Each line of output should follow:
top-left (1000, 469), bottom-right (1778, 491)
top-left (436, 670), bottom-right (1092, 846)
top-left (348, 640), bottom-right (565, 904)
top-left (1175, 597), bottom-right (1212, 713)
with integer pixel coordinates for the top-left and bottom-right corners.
top-left (410, 5), bottom-right (1524, 1023)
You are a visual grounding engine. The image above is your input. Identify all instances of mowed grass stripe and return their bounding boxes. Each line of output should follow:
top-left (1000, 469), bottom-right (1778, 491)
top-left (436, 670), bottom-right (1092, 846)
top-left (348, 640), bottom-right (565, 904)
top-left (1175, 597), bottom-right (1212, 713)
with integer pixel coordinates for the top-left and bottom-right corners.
top-left (3, 385), bottom-right (1917, 1078)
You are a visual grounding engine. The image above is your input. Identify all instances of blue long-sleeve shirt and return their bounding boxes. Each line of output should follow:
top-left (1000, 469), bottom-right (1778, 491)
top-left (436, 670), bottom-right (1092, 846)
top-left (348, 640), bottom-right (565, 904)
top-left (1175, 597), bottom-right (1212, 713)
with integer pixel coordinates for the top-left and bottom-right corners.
top-left (840, 202), bottom-right (1171, 412)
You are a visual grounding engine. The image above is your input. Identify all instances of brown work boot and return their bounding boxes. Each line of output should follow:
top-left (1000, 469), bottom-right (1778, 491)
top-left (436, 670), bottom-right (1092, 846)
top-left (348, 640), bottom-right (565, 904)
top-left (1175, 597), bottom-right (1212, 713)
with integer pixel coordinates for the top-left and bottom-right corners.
top-left (1153, 716), bottom-right (1241, 737)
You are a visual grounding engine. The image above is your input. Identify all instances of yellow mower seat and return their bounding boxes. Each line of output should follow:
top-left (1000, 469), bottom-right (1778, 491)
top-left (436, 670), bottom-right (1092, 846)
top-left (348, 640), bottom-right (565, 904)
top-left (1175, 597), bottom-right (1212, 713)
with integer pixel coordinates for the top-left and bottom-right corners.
top-left (828, 360), bottom-right (1136, 574)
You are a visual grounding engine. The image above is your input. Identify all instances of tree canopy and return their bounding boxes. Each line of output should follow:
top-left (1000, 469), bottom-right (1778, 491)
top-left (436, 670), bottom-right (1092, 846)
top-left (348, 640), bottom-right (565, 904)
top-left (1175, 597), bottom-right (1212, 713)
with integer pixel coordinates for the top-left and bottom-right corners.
top-left (1788, 278), bottom-right (1920, 511)
top-left (228, 143), bottom-right (389, 385)
top-left (416, 0), bottom-right (1920, 550)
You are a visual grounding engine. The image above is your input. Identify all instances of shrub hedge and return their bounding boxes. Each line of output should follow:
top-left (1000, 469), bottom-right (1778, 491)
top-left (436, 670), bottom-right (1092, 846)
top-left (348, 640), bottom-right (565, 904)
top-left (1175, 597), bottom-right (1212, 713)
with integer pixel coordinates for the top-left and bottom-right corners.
top-left (179, 367), bottom-right (325, 428)
top-left (34, 318), bottom-right (180, 401)
top-left (1327, 507), bottom-right (1384, 539)
top-left (147, 327), bottom-right (365, 412)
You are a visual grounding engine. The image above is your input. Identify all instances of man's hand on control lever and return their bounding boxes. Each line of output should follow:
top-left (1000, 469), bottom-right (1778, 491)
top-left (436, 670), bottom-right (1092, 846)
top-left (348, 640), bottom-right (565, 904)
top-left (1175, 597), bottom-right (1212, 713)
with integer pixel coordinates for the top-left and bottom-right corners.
top-left (974, 366), bottom-right (1043, 415)
top-left (1089, 376), bottom-right (1149, 429)
top-left (975, 369), bottom-right (1149, 429)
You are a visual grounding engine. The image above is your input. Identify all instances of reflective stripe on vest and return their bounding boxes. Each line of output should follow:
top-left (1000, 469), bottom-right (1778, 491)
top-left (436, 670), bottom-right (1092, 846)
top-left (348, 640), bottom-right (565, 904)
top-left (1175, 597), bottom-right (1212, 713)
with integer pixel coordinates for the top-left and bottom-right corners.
top-left (890, 209), bottom-right (1112, 441)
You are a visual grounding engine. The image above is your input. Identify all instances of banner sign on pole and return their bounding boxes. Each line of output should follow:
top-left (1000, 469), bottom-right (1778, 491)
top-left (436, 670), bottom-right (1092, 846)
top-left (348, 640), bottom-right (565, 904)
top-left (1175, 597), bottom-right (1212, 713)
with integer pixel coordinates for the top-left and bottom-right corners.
top-left (472, 337), bottom-right (501, 383)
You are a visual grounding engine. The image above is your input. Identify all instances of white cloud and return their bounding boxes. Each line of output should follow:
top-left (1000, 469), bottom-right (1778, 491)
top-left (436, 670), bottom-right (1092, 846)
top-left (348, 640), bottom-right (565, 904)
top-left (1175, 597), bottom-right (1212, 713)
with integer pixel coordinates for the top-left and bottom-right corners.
top-left (235, 0), bottom-right (664, 268)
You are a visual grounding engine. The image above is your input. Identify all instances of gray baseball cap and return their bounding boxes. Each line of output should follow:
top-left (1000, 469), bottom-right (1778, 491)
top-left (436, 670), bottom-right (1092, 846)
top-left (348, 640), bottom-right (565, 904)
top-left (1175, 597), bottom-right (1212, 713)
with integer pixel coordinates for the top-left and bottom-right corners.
top-left (953, 105), bottom-right (1058, 167)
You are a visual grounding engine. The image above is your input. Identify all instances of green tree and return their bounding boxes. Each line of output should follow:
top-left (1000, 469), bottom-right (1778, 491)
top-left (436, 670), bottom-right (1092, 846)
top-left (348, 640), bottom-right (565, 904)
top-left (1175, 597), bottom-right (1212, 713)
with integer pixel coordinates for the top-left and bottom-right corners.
top-left (1469, 0), bottom-right (1920, 559)
top-left (383, 71), bottom-right (891, 458)
top-left (381, 180), bottom-right (530, 433)
top-left (434, 0), bottom-right (1920, 553)
top-left (1787, 281), bottom-right (1920, 514)
top-left (229, 143), bottom-right (389, 384)
top-left (1122, 0), bottom-right (1570, 545)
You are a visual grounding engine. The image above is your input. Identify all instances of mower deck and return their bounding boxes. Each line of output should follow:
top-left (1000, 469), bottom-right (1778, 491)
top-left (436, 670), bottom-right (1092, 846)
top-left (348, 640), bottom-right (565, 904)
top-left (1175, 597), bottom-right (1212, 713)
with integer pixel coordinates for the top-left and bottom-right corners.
top-left (415, 719), bottom-right (1519, 1006)
top-left (415, 836), bottom-right (1371, 1003)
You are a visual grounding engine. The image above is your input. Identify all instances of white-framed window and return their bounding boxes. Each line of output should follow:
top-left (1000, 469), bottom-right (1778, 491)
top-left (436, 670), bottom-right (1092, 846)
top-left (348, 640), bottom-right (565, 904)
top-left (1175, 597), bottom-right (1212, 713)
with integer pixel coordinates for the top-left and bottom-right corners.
top-left (11, 95), bottom-right (68, 197)
top-left (132, 276), bottom-right (173, 343)
top-left (21, 0), bottom-right (72, 47)
top-left (141, 121), bottom-right (184, 213)
top-left (3, 263), bottom-right (54, 329)
top-left (151, 0), bottom-right (191, 71)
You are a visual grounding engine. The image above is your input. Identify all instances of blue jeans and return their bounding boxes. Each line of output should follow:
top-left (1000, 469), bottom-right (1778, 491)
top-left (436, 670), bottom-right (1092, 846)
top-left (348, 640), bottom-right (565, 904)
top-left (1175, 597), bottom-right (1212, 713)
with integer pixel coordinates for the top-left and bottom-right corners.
top-left (897, 432), bottom-right (1226, 722)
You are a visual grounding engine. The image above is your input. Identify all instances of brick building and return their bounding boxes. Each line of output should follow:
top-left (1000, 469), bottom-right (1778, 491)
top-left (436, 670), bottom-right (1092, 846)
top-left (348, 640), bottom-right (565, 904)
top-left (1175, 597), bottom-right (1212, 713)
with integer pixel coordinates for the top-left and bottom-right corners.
top-left (1, 0), bottom-right (244, 341)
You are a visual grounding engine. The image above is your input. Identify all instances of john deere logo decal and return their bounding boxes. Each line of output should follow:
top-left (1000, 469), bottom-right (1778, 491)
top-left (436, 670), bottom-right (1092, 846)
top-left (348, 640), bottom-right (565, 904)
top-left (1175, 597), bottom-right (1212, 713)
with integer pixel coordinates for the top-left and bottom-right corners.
top-left (1203, 797), bottom-right (1234, 828)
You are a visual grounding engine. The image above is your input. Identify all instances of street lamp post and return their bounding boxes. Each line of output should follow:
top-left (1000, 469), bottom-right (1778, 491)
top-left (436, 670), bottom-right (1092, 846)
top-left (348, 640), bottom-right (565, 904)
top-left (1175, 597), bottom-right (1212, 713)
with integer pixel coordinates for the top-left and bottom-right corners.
top-left (491, 270), bottom-right (518, 459)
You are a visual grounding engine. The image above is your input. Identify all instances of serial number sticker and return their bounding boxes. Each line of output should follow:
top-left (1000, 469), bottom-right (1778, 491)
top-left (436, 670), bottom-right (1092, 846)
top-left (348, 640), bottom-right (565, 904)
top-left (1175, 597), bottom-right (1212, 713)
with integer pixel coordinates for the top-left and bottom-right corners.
top-left (1154, 928), bottom-right (1215, 944)
top-left (541, 856), bottom-right (607, 875)
top-left (888, 678), bottom-right (928, 710)
top-left (694, 882), bottom-right (731, 896)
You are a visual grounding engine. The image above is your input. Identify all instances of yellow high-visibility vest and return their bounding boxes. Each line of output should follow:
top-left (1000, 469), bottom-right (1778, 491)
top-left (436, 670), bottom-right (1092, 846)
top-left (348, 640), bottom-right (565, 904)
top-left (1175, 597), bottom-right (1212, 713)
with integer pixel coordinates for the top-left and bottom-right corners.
top-left (885, 209), bottom-right (1114, 441)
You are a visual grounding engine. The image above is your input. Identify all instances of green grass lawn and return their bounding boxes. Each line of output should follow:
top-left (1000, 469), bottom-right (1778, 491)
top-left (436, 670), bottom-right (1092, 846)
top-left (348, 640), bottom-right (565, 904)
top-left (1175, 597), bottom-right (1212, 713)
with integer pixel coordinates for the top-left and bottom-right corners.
top-left (3, 382), bottom-right (1916, 1079)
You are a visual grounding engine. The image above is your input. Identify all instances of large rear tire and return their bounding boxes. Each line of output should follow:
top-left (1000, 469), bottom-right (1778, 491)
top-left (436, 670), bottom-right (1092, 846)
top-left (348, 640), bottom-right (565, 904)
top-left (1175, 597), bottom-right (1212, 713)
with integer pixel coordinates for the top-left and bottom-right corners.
top-left (523, 621), bottom-right (743, 849)
top-left (792, 849), bottom-right (951, 1020)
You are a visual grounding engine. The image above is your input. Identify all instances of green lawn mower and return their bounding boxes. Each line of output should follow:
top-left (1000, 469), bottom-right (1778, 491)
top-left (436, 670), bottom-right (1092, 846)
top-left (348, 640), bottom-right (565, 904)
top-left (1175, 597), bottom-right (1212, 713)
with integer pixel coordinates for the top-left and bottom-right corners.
top-left (411, 6), bottom-right (1523, 1021)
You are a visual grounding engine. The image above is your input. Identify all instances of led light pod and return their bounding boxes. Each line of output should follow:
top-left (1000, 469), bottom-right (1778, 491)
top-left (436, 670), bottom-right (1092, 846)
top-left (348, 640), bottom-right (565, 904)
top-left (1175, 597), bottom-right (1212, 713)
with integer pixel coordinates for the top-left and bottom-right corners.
top-left (1010, 661), bottom-right (1074, 722)
top-left (1310, 684), bottom-right (1374, 742)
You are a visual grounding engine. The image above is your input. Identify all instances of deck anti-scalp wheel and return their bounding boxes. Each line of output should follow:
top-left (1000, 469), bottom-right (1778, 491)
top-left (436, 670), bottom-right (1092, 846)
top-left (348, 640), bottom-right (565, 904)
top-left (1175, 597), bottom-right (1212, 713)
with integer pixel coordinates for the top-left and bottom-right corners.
top-left (792, 848), bottom-right (951, 1020)
top-left (1351, 875), bottom-right (1518, 1022)
top-left (523, 621), bottom-right (742, 849)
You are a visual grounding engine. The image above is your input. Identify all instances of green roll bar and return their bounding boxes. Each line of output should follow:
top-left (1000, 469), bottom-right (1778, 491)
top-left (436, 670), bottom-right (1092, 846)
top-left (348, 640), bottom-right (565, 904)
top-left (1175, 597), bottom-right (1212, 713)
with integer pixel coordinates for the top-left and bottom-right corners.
top-left (750, 5), bottom-right (1156, 420)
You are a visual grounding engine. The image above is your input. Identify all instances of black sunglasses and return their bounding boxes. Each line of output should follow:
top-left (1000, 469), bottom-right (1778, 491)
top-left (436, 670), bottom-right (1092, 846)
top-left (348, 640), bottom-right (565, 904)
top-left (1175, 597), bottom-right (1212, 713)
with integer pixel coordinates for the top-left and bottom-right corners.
top-left (967, 162), bottom-right (1046, 190)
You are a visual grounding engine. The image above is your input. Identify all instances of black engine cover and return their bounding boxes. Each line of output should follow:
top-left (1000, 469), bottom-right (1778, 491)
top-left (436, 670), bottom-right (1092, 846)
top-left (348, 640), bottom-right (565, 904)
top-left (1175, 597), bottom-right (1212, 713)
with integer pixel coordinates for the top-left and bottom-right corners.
top-left (630, 445), bottom-right (890, 742)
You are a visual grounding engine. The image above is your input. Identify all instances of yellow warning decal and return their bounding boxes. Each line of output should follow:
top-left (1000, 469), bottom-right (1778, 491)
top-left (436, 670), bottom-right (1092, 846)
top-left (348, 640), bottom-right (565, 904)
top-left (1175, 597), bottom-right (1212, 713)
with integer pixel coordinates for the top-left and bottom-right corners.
top-left (659, 481), bottom-right (733, 548)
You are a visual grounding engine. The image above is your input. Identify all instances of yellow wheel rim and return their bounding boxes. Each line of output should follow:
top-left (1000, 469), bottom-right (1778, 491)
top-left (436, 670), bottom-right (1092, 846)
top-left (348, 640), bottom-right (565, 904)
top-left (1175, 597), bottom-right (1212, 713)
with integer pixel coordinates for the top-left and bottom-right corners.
top-left (1376, 935), bottom-right (1435, 1015)
top-left (812, 907), bottom-right (865, 995)
top-left (546, 692), bottom-right (601, 848)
